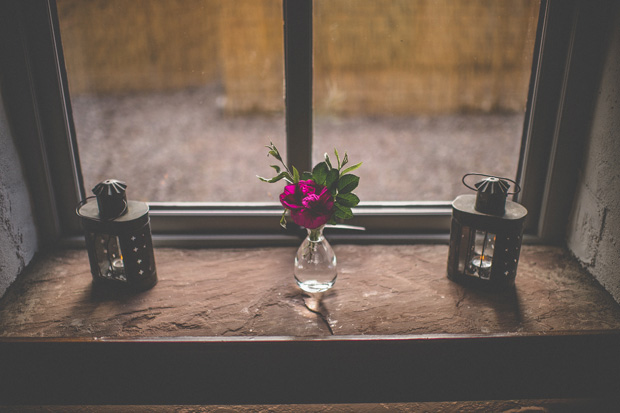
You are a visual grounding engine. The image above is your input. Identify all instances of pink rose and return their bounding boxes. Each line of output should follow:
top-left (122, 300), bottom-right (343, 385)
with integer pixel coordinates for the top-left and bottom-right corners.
top-left (279, 180), bottom-right (316, 210)
top-left (279, 180), bottom-right (334, 229)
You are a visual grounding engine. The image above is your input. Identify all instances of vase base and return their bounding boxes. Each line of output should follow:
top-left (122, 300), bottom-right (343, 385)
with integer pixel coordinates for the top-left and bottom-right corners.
top-left (295, 278), bottom-right (335, 293)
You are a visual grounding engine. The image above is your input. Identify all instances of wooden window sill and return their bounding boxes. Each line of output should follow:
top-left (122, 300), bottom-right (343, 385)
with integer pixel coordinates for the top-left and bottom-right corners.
top-left (1, 244), bottom-right (619, 405)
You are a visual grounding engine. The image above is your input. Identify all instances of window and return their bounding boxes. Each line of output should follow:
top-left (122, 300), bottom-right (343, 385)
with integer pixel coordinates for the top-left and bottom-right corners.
top-left (56, 0), bottom-right (287, 204)
top-left (2, 1), bottom-right (615, 405)
top-left (7, 0), bottom-right (574, 245)
top-left (312, 0), bottom-right (540, 202)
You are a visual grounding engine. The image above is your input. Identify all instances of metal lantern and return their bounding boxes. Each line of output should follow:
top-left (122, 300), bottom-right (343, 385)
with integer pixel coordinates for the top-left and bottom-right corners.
top-left (447, 173), bottom-right (527, 289)
top-left (76, 179), bottom-right (157, 291)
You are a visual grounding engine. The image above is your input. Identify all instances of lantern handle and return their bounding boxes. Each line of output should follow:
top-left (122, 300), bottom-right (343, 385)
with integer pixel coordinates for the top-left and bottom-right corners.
top-left (75, 197), bottom-right (128, 221)
top-left (462, 173), bottom-right (521, 195)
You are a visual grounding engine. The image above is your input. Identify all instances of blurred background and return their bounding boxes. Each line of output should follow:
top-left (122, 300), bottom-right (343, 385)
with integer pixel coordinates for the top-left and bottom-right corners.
top-left (57, 0), bottom-right (540, 202)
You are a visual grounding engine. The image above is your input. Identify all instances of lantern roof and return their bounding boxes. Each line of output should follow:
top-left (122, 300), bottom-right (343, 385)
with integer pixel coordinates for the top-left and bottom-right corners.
top-left (93, 179), bottom-right (127, 197)
top-left (474, 177), bottom-right (510, 195)
top-left (92, 179), bottom-right (128, 220)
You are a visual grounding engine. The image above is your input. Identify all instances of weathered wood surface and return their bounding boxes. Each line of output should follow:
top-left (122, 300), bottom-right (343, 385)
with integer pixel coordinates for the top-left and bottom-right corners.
top-left (1, 245), bottom-right (620, 338)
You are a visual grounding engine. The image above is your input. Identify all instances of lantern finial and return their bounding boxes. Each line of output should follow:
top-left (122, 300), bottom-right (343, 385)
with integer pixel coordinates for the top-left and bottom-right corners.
top-left (462, 173), bottom-right (521, 216)
top-left (93, 179), bottom-right (127, 220)
top-left (474, 176), bottom-right (510, 215)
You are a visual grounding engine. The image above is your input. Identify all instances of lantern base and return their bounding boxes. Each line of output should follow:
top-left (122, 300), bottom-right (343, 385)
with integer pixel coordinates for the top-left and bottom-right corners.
top-left (91, 271), bottom-right (158, 293)
top-left (447, 270), bottom-right (515, 291)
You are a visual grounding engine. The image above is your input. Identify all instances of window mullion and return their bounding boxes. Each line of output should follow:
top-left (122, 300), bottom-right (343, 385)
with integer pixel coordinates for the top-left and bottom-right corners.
top-left (283, 0), bottom-right (313, 173)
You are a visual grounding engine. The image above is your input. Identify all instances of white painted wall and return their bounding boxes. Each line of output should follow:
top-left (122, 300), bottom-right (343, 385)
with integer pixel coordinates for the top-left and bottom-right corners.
top-left (567, 6), bottom-right (620, 302)
top-left (0, 82), bottom-right (39, 297)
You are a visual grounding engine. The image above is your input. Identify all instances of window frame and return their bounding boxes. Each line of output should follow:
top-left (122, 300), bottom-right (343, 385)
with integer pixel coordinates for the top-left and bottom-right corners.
top-left (4, 0), bottom-right (572, 248)
top-left (3, 0), bottom-right (619, 405)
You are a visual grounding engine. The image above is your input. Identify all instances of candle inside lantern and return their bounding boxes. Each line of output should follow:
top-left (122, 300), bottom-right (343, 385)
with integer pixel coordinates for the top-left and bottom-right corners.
top-left (112, 256), bottom-right (124, 270)
top-left (469, 230), bottom-right (495, 279)
top-left (470, 254), bottom-right (493, 279)
top-left (106, 236), bottom-right (125, 277)
top-left (108, 250), bottom-right (126, 282)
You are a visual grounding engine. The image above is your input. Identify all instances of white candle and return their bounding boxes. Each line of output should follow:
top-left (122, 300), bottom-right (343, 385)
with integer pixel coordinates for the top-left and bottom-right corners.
top-left (112, 258), bottom-right (125, 271)
top-left (470, 255), bottom-right (492, 279)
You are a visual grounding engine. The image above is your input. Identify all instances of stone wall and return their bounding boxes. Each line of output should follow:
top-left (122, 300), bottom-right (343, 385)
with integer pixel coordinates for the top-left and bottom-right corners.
top-left (567, 5), bottom-right (620, 303)
top-left (0, 82), bottom-right (39, 298)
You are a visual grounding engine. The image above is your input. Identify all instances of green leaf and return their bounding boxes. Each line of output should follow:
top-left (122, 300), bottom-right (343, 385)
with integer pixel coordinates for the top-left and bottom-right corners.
top-left (341, 152), bottom-right (349, 168)
top-left (268, 150), bottom-right (282, 162)
top-left (301, 171), bottom-right (313, 181)
top-left (334, 148), bottom-right (340, 169)
top-left (341, 162), bottom-right (362, 176)
top-left (334, 203), bottom-right (353, 220)
top-left (270, 165), bottom-right (281, 173)
top-left (337, 193), bottom-right (360, 207)
top-left (292, 165), bottom-right (300, 183)
top-left (338, 174), bottom-right (360, 194)
top-left (324, 153), bottom-right (333, 169)
top-left (327, 216), bottom-right (337, 225)
top-left (257, 172), bottom-right (291, 184)
top-left (279, 209), bottom-right (288, 229)
top-left (312, 162), bottom-right (329, 186)
top-left (326, 168), bottom-right (339, 191)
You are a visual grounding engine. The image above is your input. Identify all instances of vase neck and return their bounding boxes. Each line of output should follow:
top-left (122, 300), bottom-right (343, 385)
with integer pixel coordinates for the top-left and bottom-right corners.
top-left (306, 226), bottom-right (325, 242)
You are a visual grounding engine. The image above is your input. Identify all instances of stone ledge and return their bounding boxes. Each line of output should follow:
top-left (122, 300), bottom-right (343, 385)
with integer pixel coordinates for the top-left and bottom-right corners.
top-left (1, 245), bottom-right (619, 338)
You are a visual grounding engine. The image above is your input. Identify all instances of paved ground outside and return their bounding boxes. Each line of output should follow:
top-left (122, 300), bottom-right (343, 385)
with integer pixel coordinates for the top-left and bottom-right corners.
top-left (72, 84), bottom-right (524, 203)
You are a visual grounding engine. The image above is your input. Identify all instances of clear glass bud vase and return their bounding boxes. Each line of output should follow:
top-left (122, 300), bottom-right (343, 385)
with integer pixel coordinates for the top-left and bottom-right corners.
top-left (294, 225), bottom-right (337, 293)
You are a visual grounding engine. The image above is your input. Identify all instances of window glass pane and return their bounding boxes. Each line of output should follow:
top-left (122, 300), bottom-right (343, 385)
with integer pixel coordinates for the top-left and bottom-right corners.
top-left (57, 0), bottom-right (285, 202)
top-left (313, 0), bottom-right (540, 201)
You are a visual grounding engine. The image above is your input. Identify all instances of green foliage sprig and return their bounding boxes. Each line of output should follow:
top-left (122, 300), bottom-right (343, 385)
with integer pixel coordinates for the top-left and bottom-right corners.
top-left (258, 142), bottom-right (362, 226)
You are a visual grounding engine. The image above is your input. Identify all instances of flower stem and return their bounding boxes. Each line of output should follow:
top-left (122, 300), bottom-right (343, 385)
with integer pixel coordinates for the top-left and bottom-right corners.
top-left (307, 226), bottom-right (324, 242)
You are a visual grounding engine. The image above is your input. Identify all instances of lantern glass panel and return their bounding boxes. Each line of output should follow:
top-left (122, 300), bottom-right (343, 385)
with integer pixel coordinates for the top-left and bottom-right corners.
top-left (87, 232), bottom-right (127, 282)
top-left (457, 225), bottom-right (473, 273)
top-left (469, 230), bottom-right (496, 280)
